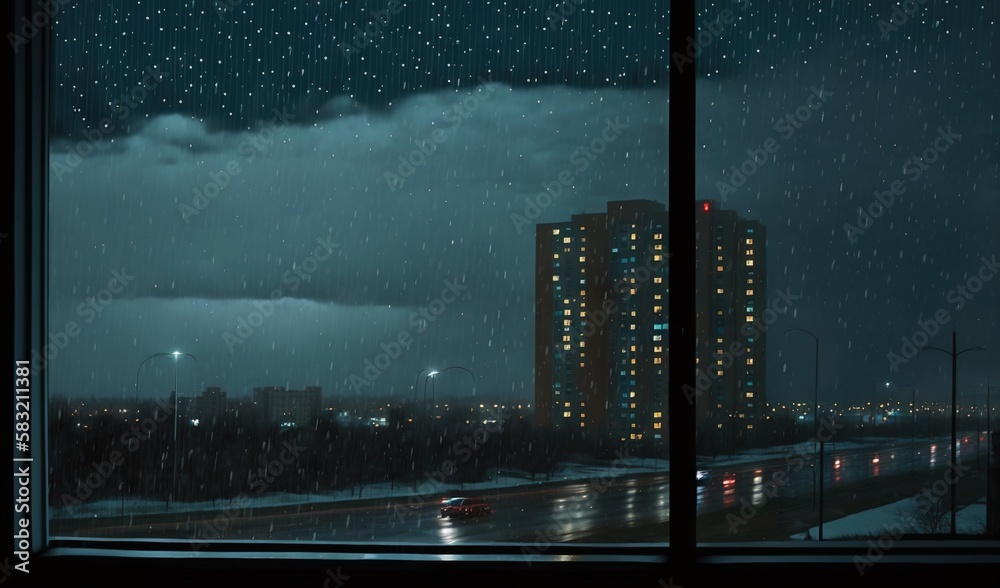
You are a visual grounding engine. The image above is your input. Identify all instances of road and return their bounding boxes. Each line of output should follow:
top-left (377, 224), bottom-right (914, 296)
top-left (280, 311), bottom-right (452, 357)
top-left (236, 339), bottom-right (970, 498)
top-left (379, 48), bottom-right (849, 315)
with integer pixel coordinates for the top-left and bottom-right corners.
top-left (53, 434), bottom-right (990, 544)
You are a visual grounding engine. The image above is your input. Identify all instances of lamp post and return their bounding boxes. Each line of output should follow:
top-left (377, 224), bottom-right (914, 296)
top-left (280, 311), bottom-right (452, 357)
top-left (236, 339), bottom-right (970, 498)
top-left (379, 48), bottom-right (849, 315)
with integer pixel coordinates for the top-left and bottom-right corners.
top-left (413, 368), bottom-right (432, 417)
top-left (410, 367), bottom-right (435, 490)
top-left (871, 382), bottom-right (889, 443)
top-left (167, 352), bottom-right (197, 510)
top-left (887, 383), bottom-right (917, 475)
top-left (785, 328), bottom-right (822, 539)
top-left (423, 372), bottom-right (437, 418)
top-left (924, 330), bottom-right (985, 535)
top-left (912, 388), bottom-right (917, 474)
top-left (988, 377), bottom-right (996, 537)
top-left (411, 366), bottom-right (476, 489)
top-left (135, 352), bottom-right (196, 513)
top-left (962, 389), bottom-right (988, 469)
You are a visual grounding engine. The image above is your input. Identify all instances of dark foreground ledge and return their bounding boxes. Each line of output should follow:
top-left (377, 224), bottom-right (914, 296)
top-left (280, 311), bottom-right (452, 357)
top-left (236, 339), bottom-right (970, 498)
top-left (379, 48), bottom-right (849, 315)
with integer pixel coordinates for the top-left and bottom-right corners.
top-left (19, 540), bottom-right (1000, 588)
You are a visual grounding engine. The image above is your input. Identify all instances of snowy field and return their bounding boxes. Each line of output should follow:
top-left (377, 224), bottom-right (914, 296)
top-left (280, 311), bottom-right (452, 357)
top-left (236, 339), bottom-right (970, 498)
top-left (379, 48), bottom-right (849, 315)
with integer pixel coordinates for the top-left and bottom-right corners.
top-left (792, 497), bottom-right (987, 539)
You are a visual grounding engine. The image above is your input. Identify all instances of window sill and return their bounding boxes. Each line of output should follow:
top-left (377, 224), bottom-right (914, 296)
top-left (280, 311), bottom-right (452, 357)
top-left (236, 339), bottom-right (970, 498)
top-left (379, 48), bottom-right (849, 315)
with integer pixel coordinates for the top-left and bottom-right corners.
top-left (27, 539), bottom-right (1000, 587)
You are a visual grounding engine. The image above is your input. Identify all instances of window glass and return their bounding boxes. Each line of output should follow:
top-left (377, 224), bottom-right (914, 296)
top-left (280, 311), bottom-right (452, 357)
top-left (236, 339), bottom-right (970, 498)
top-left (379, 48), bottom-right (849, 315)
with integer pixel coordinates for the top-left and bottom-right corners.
top-left (46, 0), bottom-right (671, 547)
top-left (695, 0), bottom-right (998, 542)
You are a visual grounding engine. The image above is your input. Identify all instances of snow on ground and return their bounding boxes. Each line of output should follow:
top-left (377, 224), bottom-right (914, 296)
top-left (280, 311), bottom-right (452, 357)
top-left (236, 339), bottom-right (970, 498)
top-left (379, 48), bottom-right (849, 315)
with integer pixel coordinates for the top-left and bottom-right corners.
top-left (790, 496), bottom-right (987, 540)
top-left (52, 457), bottom-right (671, 520)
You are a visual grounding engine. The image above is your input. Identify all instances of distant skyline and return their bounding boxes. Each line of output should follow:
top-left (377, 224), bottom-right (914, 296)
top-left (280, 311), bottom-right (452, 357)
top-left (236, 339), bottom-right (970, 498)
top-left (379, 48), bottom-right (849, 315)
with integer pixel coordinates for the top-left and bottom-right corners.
top-left (42, 1), bottom-right (998, 407)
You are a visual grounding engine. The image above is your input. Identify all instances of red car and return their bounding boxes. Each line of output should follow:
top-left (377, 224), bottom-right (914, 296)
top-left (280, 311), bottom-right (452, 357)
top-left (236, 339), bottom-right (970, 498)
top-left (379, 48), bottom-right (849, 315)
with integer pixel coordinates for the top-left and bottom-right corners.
top-left (440, 497), bottom-right (493, 519)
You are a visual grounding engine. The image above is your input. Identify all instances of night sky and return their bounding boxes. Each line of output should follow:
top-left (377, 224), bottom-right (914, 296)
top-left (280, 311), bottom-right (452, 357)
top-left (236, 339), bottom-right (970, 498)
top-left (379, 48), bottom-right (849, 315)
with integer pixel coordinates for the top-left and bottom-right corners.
top-left (45, 1), bottom-right (998, 411)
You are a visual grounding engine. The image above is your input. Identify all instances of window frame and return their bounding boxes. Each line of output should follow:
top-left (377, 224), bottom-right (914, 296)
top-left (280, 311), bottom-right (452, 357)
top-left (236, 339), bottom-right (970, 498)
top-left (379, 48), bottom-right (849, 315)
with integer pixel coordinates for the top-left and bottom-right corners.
top-left (11, 0), bottom-right (999, 585)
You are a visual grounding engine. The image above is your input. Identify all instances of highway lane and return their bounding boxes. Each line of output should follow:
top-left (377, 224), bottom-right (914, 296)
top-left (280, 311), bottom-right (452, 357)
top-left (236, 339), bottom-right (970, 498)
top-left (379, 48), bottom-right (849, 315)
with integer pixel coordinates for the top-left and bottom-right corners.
top-left (53, 434), bottom-right (987, 543)
top-left (695, 435), bottom-right (983, 514)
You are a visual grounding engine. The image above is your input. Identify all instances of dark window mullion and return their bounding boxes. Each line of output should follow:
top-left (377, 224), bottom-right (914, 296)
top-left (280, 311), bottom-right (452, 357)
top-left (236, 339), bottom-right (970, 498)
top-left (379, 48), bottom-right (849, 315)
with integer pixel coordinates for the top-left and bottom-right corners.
top-left (668, 0), bottom-right (697, 574)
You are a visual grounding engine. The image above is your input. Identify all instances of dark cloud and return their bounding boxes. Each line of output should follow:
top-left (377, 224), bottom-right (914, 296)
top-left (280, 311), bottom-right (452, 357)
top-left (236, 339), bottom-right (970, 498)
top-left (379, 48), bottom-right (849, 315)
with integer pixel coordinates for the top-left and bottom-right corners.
top-left (45, 1), bottom-right (998, 407)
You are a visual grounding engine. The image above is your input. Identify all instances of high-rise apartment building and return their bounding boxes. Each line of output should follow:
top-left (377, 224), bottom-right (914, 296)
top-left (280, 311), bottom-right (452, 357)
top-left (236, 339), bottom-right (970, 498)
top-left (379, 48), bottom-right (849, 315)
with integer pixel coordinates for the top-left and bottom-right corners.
top-left (534, 199), bottom-right (766, 452)
top-left (694, 200), bottom-right (767, 451)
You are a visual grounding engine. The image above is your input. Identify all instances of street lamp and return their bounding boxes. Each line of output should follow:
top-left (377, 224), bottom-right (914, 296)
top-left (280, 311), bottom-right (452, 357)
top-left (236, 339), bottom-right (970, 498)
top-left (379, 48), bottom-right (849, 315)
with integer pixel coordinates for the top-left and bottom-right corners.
top-left (423, 371), bottom-right (437, 419)
top-left (871, 381), bottom-right (889, 442)
top-left (167, 352), bottom-right (197, 510)
top-left (412, 366), bottom-right (476, 489)
top-left (962, 389), bottom-right (988, 469)
top-left (887, 383), bottom-right (917, 475)
top-left (924, 330), bottom-right (985, 535)
top-left (785, 328), bottom-right (823, 539)
top-left (134, 352), bottom-right (197, 513)
top-left (412, 368), bottom-right (432, 417)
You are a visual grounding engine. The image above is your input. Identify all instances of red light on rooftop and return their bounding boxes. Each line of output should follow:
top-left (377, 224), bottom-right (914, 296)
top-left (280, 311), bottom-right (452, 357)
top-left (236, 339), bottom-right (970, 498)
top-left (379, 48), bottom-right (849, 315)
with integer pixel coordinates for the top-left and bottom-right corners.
top-left (703, 202), bottom-right (711, 212)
